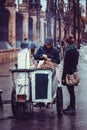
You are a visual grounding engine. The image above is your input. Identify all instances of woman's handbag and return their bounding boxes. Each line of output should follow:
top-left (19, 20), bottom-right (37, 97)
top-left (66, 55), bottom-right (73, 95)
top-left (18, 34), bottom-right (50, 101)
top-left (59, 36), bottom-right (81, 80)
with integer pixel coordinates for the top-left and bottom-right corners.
top-left (66, 72), bottom-right (80, 86)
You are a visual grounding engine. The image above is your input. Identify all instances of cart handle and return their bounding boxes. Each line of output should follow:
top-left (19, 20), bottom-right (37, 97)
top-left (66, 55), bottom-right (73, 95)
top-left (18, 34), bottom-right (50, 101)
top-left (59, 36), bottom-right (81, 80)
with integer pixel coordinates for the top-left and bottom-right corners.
top-left (9, 68), bottom-right (52, 73)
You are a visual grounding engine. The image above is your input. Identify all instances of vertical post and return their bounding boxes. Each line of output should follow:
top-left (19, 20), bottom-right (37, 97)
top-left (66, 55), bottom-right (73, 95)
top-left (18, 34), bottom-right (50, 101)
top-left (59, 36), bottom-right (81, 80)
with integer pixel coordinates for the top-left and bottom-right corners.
top-left (0, 90), bottom-right (3, 112)
top-left (86, 0), bottom-right (87, 43)
top-left (29, 0), bottom-right (41, 42)
top-left (23, 13), bottom-right (29, 40)
top-left (8, 8), bottom-right (16, 46)
top-left (77, 0), bottom-right (80, 49)
top-left (46, 0), bottom-right (51, 37)
top-left (58, 9), bottom-right (61, 44)
top-left (73, 0), bottom-right (76, 42)
top-left (54, 0), bottom-right (57, 47)
top-left (36, 5), bottom-right (40, 42)
top-left (86, 0), bottom-right (87, 18)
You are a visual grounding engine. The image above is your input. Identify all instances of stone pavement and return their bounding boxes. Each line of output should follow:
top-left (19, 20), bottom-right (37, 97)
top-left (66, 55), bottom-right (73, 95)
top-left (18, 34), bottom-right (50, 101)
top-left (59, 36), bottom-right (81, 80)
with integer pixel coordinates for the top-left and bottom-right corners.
top-left (0, 56), bottom-right (87, 130)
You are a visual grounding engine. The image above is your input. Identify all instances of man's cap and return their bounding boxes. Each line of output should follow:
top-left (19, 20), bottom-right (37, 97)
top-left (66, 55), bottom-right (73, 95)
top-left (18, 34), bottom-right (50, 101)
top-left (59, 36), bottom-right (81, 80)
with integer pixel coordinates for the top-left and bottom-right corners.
top-left (45, 37), bottom-right (53, 44)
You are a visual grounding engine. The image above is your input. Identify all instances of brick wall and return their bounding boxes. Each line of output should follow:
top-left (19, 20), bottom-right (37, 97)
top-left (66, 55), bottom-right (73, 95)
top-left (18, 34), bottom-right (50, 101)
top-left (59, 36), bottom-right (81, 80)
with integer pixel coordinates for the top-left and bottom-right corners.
top-left (0, 48), bottom-right (19, 64)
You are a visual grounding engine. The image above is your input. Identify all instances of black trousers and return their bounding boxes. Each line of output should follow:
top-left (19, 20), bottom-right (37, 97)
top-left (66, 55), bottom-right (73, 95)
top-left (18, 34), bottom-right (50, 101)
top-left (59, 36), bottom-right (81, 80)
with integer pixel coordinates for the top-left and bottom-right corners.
top-left (67, 85), bottom-right (75, 109)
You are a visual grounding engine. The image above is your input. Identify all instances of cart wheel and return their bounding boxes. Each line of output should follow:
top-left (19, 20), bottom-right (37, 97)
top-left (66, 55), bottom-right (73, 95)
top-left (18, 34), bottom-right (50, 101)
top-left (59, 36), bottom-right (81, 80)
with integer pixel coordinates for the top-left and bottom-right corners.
top-left (29, 102), bottom-right (33, 113)
top-left (11, 88), bottom-right (26, 119)
top-left (56, 87), bottom-right (63, 116)
top-left (25, 101), bottom-right (33, 114)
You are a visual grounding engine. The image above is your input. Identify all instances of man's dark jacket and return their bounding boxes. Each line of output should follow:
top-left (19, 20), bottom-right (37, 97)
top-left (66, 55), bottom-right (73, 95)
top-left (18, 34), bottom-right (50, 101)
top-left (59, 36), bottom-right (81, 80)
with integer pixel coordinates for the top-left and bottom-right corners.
top-left (34, 45), bottom-right (60, 64)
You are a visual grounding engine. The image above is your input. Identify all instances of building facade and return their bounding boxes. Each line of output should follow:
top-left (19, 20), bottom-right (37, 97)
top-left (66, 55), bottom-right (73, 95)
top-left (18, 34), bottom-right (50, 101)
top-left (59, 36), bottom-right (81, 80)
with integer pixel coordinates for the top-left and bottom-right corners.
top-left (0, 0), bottom-right (46, 48)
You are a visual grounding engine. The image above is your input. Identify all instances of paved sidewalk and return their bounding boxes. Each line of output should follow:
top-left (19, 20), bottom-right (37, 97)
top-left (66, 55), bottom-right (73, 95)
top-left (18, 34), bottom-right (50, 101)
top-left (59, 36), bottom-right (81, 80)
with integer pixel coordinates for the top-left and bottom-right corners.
top-left (0, 61), bottom-right (16, 76)
top-left (0, 57), bottom-right (86, 105)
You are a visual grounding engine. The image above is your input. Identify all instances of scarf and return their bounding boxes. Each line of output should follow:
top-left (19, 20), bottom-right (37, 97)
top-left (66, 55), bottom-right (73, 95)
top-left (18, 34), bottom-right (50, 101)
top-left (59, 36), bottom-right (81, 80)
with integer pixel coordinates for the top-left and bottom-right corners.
top-left (65, 43), bottom-right (77, 51)
top-left (64, 43), bottom-right (77, 56)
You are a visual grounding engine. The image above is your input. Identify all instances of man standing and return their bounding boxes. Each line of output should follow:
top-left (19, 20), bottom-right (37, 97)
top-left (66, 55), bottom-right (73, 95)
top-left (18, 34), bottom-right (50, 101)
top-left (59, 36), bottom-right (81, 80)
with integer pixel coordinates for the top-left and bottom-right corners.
top-left (34, 37), bottom-right (60, 64)
top-left (34, 37), bottom-right (60, 82)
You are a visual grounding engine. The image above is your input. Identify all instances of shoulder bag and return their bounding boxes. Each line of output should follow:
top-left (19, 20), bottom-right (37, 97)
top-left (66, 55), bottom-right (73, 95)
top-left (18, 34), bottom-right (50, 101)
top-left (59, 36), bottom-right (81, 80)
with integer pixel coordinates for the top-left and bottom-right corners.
top-left (66, 72), bottom-right (80, 86)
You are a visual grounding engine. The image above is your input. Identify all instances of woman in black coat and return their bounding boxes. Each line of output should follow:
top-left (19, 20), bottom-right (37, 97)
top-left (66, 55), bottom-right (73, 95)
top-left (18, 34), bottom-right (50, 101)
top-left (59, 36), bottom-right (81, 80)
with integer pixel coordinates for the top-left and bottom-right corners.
top-left (62, 35), bottom-right (79, 115)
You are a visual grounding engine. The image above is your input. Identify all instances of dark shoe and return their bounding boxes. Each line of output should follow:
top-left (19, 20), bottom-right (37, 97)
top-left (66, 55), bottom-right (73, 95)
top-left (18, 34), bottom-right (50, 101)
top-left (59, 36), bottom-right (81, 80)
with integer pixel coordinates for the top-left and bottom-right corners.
top-left (63, 107), bottom-right (76, 115)
top-left (46, 102), bottom-right (51, 108)
top-left (63, 105), bottom-right (71, 113)
top-left (34, 102), bottom-right (45, 107)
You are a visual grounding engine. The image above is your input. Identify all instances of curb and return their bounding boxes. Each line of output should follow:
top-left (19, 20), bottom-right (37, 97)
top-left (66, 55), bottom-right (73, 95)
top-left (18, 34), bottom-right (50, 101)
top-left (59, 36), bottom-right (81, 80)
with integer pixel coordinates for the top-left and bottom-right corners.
top-left (0, 74), bottom-right (11, 77)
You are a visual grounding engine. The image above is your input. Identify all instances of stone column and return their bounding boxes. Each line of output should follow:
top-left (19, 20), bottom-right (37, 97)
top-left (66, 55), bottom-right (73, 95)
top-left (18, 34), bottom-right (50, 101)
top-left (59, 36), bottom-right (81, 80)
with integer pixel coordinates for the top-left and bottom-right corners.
top-left (8, 8), bottom-right (16, 46)
top-left (40, 18), bottom-right (45, 45)
top-left (29, 9), bottom-right (37, 42)
top-left (22, 13), bottom-right (29, 40)
top-left (32, 16), bottom-right (37, 42)
top-left (51, 18), bottom-right (54, 39)
top-left (18, 2), bottom-right (29, 40)
top-left (40, 11), bottom-right (46, 45)
top-left (4, 0), bottom-right (16, 46)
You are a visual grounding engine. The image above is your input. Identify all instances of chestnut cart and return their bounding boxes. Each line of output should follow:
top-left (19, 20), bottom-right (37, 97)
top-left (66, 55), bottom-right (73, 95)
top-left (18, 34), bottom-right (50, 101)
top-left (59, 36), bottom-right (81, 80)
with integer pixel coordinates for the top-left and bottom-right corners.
top-left (9, 67), bottom-right (63, 119)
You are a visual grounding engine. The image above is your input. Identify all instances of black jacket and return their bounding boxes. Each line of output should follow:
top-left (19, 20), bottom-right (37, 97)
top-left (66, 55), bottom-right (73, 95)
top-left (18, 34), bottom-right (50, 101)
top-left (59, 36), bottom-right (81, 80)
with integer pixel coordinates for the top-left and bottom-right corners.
top-left (62, 45), bottom-right (79, 80)
top-left (34, 45), bottom-right (60, 64)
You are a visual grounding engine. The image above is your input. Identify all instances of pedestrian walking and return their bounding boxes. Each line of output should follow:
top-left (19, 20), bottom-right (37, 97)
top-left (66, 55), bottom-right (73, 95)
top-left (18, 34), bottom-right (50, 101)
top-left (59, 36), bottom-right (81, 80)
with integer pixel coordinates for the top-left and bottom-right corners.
top-left (62, 34), bottom-right (79, 115)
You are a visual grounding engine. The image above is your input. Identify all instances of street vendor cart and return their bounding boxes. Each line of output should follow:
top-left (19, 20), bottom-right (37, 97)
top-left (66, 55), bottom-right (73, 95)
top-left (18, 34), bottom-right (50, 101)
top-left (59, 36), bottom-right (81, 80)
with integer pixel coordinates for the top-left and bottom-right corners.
top-left (10, 67), bottom-right (63, 119)
top-left (9, 49), bottom-right (63, 119)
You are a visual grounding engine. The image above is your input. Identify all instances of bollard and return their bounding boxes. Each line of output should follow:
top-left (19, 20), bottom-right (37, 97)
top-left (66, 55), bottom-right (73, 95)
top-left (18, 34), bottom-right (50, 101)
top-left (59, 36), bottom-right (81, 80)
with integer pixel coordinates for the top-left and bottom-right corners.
top-left (0, 90), bottom-right (3, 112)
